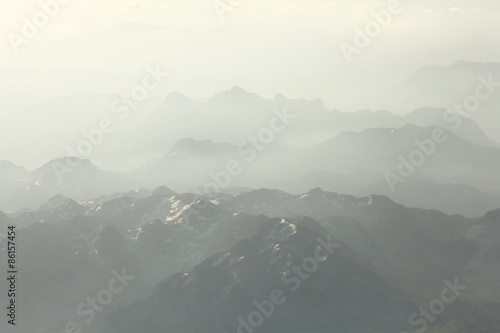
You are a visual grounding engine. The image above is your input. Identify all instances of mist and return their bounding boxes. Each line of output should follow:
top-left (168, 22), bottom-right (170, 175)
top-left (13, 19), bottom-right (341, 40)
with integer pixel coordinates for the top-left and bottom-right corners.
top-left (1, 1), bottom-right (500, 333)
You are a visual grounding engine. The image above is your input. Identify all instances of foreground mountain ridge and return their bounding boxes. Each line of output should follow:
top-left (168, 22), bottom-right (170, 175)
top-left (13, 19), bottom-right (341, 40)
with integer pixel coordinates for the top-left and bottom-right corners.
top-left (1, 187), bottom-right (499, 332)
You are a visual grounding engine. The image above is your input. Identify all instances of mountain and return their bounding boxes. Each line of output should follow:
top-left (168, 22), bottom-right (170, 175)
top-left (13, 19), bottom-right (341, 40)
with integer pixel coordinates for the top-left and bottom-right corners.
top-left (134, 138), bottom-right (240, 187)
top-left (92, 217), bottom-right (414, 333)
top-left (304, 124), bottom-right (500, 192)
top-left (0, 211), bottom-right (10, 236)
top-left (216, 188), bottom-right (500, 303)
top-left (262, 169), bottom-right (500, 218)
top-left (0, 160), bottom-right (29, 181)
top-left (9, 86), bottom-right (496, 174)
top-left (138, 86), bottom-right (498, 152)
top-left (401, 61), bottom-right (500, 105)
top-left (403, 107), bottom-right (498, 148)
top-left (400, 61), bottom-right (500, 144)
top-left (459, 209), bottom-right (500, 302)
top-left (2, 187), bottom-right (499, 333)
top-left (0, 162), bottom-right (31, 212)
top-left (133, 124), bottom-right (500, 217)
top-left (0, 157), bottom-right (144, 212)
top-left (0, 188), bottom-right (267, 332)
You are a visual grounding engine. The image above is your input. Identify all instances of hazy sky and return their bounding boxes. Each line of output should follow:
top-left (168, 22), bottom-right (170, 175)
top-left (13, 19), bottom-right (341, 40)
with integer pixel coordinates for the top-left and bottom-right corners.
top-left (1, 0), bottom-right (500, 169)
top-left (1, 0), bottom-right (499, 103)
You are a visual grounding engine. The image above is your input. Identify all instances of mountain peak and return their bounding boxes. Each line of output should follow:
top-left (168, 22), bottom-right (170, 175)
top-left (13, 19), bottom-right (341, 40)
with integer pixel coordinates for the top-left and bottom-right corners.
top-left (62, 198), bottom-right (81, 209)
top-left (165, 91), bottom-right (193, 103)
top-left (406, 106), bottom-right (443, 118)
top-left (229, 86), bottom-right (246, 93)
top-left (482, 208), bottom-right (500, 221)
top-left (38, 194), bottom-right (68, 211)
top-left (307, 187), bottom-right (324, 195)
top-left (152, 186), bottom-right (176, 197)
top-left (208, 86), bottom-right (264, 104)
top-left (34, 157), bottom-right (99, 175)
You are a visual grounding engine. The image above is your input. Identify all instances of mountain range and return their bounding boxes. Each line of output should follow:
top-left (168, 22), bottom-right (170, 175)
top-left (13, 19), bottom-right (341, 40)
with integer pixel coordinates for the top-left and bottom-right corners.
top-left (1, 187), bottom-right (499, 333)
top-left (3, 115), bottom-right (500, 218)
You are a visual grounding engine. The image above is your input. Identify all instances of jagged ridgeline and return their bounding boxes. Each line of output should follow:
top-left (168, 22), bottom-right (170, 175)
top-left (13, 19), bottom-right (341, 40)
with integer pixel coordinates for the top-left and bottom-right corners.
top-left (1, 187), bottom-right (499, 333)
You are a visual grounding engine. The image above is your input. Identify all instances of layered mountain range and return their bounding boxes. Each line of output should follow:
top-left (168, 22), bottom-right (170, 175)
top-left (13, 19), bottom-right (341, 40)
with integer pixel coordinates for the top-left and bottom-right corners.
top-left (1, 187), bottom-right (499, 333)
top-left (2, 115), bottom-right (500, 217)
top-left (1, 61), bottom-right (500, 333)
